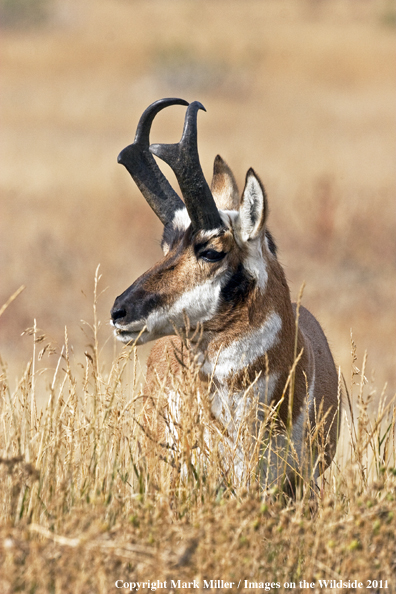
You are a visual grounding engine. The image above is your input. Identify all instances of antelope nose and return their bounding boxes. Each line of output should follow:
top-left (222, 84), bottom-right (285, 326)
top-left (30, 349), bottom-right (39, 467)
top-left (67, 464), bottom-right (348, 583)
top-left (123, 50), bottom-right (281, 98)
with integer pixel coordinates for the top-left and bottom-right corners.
top-left (111, 306), bottom-right (127, 323)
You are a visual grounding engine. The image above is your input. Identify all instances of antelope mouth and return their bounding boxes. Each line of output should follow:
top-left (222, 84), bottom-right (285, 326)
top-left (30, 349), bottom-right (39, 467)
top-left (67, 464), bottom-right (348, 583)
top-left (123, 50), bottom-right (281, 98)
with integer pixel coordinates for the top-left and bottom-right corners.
top-left (112, 322), bottom-right (149, 345)
top-left (114, 328), bottom-right (149, 345)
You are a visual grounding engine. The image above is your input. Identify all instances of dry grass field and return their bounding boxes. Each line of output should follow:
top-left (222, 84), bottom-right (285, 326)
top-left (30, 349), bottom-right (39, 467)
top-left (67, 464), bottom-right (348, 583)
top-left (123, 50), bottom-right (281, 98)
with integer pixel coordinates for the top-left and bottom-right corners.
top-left (0, 283), bottom-right (395, 593)
top-left (1, 0), bottom-right (396, 592)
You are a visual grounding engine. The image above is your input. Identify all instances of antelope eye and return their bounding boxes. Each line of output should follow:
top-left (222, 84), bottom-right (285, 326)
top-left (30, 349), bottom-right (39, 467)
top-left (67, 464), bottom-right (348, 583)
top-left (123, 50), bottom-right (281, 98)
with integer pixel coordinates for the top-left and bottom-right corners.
top-left (199, 249), bottom-right (226, 263)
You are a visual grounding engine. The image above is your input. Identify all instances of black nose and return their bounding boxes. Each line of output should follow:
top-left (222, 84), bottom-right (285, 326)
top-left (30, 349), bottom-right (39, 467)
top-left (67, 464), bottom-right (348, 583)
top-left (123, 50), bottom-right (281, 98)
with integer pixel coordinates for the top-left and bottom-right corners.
top-left (111, 307), bottom-right (127, 322)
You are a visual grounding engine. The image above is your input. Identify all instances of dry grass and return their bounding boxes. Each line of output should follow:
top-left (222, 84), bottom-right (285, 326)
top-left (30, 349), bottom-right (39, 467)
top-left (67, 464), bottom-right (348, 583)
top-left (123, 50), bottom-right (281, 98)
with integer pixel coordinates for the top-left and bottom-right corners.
top-left (0, 0), bottom-right (395, 391)
top-left (1, 1), bottom-right (396, 591)
top-left (0, 274), bottom-right (395, 593)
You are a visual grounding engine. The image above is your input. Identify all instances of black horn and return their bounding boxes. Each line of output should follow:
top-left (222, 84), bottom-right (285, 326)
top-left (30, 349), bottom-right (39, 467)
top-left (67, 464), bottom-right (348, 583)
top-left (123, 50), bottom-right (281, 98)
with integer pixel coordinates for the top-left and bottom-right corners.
top-left (150, 101), bottom-right (223, 232)
top-left (117, 98), bottom-right (188, 227)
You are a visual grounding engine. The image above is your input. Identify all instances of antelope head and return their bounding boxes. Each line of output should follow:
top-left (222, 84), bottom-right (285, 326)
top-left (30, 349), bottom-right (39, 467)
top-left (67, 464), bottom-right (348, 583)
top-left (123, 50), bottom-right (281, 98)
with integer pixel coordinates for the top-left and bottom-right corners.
top-left (111, 98), bottom-right (277, 345)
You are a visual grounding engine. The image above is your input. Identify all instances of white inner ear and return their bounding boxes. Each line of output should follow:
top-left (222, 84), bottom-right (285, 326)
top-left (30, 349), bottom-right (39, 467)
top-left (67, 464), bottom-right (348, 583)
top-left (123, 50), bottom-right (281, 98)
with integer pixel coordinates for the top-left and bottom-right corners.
top-left (239, 174), bottom-right (265, 241)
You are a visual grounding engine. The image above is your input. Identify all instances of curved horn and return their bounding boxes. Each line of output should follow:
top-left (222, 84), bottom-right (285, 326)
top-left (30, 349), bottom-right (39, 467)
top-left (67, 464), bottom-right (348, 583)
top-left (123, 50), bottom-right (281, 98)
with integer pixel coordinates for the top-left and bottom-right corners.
top-left (117, 98), bottom-right (188, 226)
top-left (150, 101), bottom-right (223, 232)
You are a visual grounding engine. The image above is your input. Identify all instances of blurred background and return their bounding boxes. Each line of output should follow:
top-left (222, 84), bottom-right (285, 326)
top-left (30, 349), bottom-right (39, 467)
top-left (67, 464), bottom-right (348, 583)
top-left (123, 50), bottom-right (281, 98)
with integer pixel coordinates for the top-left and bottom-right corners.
top-left (1, 0), bottom-right (395, 395)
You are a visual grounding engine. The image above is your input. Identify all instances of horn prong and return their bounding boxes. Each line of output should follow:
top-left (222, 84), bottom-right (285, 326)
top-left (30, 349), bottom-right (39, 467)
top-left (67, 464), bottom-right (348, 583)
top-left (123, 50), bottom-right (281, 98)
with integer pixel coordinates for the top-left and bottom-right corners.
top-left (150, 101), bottom-right (223, 232)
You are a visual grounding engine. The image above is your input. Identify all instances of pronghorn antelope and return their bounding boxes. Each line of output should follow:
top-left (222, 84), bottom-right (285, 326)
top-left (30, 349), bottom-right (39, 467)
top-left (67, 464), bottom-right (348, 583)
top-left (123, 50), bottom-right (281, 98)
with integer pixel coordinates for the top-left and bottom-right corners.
top-left (111, 98), bottom-right (340, 492)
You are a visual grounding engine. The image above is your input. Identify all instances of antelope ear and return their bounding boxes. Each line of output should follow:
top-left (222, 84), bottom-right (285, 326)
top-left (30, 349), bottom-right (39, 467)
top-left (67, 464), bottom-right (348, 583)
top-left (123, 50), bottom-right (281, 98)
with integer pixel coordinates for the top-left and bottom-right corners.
top-left (210, 155), bottom-right (240, 210)
top-left (239, 168), bottom-right (268, 241)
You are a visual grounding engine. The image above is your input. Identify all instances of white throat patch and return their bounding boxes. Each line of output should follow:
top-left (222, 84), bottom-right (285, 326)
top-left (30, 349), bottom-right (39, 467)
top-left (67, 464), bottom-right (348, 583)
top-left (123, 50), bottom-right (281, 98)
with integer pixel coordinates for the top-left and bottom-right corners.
top-left (202, 311), bottom-right (282, 381)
